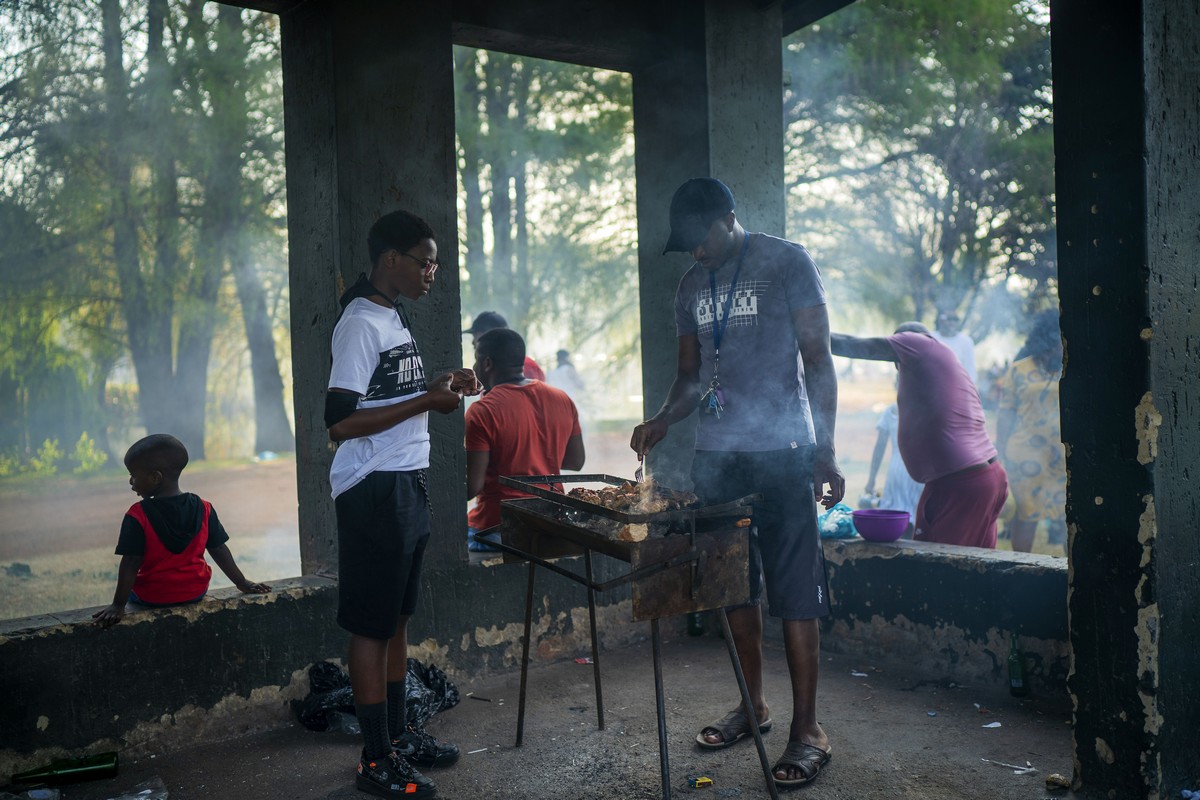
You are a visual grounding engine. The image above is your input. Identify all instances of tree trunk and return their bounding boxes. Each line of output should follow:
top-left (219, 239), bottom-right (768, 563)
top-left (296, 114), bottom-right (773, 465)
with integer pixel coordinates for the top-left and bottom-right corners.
top-left (102, 0), bottom-right (176, 439)
top-left (455, 49), bottom-right (488, 312)
top-left (174, 2), bottom-right (248, 459)
top-left (231, 239), bottom-right (295, 453)
top-left (512, 67), bottom-right (531, 333)
top-left (484, 56), bottom-right (515, 318)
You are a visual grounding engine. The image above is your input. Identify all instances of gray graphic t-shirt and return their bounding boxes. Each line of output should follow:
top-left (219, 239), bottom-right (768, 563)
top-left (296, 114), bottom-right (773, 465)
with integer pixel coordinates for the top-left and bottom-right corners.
top-left (674, 233), bottom-right (825, 452)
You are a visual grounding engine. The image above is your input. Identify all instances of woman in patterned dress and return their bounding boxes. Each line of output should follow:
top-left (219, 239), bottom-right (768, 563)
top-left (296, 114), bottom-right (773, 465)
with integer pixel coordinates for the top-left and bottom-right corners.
top-left (996, 311), bottom-right (1066, 553)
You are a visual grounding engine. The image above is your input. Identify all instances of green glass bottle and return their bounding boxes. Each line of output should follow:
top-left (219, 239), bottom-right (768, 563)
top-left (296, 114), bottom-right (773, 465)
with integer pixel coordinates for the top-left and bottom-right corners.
top-left (12, 751), bottom-right (119, 785)
top-left (1008, 636), bottom-right (1029, 697)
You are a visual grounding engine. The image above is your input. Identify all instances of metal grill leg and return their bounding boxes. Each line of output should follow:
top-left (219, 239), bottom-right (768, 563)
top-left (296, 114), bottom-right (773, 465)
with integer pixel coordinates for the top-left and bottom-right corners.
top-left (717, 608), bottom-right (779, 799)
top-left (651, 618), bottom-right (671, 799)
top-left (515, 561), bottom-right (536, 747)
top-left (585, 550), bottom-right (605, 730)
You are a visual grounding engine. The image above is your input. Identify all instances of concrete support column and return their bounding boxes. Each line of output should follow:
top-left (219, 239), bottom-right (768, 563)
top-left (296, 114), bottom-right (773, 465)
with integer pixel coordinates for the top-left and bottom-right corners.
top-left (1052, 0), bottom-right (1200, 795)
top-left (705, 1), bottom-right (786, 238)
top-left (631, 0), bottom-right (786, 490)
top-left (281, 0), bottom-right (465, 575)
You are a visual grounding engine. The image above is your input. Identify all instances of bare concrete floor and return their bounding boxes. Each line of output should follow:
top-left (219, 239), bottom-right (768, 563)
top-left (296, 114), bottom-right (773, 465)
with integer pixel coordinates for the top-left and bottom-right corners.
top-left (53, 634), bottom-right (1076, 800)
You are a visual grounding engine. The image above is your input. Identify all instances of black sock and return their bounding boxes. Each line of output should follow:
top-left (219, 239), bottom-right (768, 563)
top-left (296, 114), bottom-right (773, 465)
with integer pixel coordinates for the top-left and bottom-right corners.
top-left (387, 680), bottom-right (407, 741)
top-left (356, 701), bottom-right (390, 760)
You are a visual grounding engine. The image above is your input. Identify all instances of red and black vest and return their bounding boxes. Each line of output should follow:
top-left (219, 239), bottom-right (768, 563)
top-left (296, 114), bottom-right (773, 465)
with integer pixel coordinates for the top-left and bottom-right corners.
top-left (128, 500), bottom-right (212, 604)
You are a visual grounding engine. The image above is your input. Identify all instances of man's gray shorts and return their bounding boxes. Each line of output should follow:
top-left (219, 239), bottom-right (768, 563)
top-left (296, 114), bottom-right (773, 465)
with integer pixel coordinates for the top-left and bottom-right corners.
top-left (691, 446), bottom-right (830, 620)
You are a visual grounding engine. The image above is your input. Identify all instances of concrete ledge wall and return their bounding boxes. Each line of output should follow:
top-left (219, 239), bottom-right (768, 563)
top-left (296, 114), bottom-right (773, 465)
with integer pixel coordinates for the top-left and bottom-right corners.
top-left (0, 562), bottom-right (644, 777)
top-left (810, 539), bottom-right (1069, 696)
top-left (0, 578), bottom-right (341, 776)
top-left (0, 544), bottom-right (1068, 775)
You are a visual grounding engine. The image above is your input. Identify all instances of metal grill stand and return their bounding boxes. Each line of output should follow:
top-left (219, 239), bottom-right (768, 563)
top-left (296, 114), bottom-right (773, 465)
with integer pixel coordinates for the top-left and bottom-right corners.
top-left (479, 476), bottom-right (780, 799)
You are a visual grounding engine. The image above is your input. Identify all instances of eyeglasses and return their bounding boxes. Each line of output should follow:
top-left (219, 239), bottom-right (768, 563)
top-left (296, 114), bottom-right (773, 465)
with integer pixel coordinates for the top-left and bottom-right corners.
top-left (396, 250), bottom-right (439, 277)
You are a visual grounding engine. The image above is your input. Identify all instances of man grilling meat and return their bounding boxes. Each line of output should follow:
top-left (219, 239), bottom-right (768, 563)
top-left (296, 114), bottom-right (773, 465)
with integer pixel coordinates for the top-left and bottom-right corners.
top-left (630, 177), bottom-right (844, 787)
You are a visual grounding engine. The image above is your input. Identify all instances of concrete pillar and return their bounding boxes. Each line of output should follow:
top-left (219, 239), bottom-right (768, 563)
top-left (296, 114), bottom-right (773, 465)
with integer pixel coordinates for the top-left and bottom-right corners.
top-left (1052, 0), bottom-right (1200, 795)
top-left (632, 0), bottom-right (786, 489)
top-left (281, 0), bottom-right (465, 575)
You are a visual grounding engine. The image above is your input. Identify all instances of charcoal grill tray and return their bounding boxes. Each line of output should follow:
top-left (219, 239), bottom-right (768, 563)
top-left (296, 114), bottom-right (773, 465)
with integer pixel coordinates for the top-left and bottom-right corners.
top-left (499, 473), bottom-right (754, 524)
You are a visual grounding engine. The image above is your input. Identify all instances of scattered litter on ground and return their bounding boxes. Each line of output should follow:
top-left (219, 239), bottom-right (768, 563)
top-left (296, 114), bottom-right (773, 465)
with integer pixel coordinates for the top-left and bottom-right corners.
top-left (0, 788), bottom-right (61, 800)
top-left (981, 758), bottom-right (1036, 775)
top-left (687, 776), bottom-right (714, 788)
top-left (851, 671), bottom-right (869, 677)
top-left (103, 777), bottom-right (168, 799)
top-left (1045, 773), bottom-right (1072, 790)
top-left (982, 722), bottom-right (1003, 728)
top-left (575, 657), bottom-right (594, 664)
top-left (974, 703), bottom-right (991, 714)
top-left (467, 692), bottom-right (491, 702)
top-left (467, 748), bottom-right (488, 755)
top-left (927, 711), bottom-right (937, 717)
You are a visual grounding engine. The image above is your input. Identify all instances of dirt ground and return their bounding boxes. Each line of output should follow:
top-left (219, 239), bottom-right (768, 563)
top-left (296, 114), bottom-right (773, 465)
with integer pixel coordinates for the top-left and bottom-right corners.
top-left (40, 635), bottom-right (1077, 800)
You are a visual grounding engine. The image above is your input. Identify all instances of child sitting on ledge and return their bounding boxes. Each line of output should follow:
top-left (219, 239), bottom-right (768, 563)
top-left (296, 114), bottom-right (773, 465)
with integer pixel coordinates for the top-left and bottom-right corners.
top-left (93, 434), bottom-right (270, 628)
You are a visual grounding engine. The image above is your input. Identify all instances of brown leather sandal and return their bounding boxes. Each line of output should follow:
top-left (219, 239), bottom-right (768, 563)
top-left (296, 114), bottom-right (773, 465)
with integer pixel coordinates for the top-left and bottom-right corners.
top-left (772, 740), bottom-right (832, 787)
top-left (694, 708), bottom-right (773, 750)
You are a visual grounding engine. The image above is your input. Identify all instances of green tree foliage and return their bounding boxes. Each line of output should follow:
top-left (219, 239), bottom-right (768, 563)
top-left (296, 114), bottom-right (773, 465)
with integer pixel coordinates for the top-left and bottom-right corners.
top-left (783, 0), bottom-right (1055, 337)
top-left (0, 0), bottom-right (292, 460)
top-left (454, 48), bottom-right (640, 371)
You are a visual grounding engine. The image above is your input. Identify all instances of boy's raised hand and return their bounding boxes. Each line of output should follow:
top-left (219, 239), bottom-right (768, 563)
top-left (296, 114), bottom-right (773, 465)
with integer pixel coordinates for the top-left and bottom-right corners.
top-left (425, 374), bottom-right (466, 414)
top-left (236, 580), bottom-right (271, 594)
top-left (92, 603), bottom-right (125, 629)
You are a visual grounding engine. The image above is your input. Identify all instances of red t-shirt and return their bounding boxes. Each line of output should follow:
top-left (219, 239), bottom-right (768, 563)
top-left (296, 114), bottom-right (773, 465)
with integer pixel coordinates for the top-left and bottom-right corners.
top-left (465, 381), bottom-right (581, 529)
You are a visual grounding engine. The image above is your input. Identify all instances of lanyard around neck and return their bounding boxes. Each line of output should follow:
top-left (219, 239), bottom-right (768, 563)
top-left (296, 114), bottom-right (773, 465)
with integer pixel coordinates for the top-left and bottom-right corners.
top-left (707, 232), bottom-right (751, 353)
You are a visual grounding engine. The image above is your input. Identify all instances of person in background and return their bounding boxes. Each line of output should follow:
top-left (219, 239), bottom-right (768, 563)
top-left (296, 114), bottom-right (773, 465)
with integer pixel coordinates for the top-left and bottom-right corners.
top-left (546, 348), bottom-right (586, 401)
top-left (932, 310), bottom-right (978, 385)
top-left (463, 311), bottom-right (546, 381)
top-left (864, 401), bottom-right (923, 535)
top-left (465, 329), bottom-right (584, 552)
top-left (832, 322), bottom-right (1007, 549)
top-left (93, 434), bottom-right (270, 628)
top-left (996, 310), bottom-right (1066, 553)
top-left (326, 209), bottom-right (480, 799)
top-left (631, 177), bottom-right (843, 787)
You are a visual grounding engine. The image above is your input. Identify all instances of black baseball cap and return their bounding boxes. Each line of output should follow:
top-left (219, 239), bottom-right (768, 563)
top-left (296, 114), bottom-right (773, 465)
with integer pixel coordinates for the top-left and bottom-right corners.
top-left (662, 178), bottom-right (736, 254)
top-left (464, 310), bottom-right (508, 335)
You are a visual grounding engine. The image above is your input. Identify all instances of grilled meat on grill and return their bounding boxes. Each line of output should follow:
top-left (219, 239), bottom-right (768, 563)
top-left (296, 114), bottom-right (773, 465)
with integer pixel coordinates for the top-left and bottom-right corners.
top-left (568, 480), bottom-right (698, 515)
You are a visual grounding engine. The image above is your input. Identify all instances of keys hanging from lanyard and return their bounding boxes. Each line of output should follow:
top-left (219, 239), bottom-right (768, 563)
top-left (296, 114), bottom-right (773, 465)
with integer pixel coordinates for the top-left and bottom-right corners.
top-left (700, 379), bottom-right (725, 418)
top-left (700, 233), bottom-right (750, 421)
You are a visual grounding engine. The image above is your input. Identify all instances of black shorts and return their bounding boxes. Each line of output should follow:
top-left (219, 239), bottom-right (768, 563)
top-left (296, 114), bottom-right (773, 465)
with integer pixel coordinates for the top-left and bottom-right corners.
top-left (334, 470), bottom-right (430, 639)
top-left (691, 446), bottom-right (830, 620)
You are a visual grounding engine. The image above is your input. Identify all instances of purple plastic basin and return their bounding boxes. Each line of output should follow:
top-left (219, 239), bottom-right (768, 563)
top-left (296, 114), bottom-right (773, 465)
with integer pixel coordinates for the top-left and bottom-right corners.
top-left (851, 509), bottom-right (910, 542)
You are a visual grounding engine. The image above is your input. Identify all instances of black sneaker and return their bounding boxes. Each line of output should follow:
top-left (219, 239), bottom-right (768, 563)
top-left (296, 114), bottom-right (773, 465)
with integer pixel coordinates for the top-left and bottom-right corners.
top-left (393, 727), bottom-right (461, 769)
top-left (356, 750), bottom-right (436, 798)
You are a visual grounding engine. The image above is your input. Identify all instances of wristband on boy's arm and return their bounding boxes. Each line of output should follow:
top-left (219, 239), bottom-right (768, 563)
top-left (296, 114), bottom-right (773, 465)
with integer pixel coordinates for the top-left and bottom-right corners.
top-left (324, 390), bottom-right (361, 428)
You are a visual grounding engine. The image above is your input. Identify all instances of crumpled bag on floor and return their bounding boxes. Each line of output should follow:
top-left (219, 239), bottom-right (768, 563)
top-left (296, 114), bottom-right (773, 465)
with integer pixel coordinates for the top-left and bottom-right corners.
top-left (294, 659), bottom-right (460, 732)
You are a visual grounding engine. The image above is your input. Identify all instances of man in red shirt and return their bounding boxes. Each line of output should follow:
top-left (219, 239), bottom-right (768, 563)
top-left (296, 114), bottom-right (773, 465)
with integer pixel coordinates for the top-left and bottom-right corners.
top-left (465, 328), bottom-right (584, 549)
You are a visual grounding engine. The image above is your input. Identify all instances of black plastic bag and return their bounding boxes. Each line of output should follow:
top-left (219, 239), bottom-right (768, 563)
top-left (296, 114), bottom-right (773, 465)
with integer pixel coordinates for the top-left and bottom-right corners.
top-left (294, 659), bottom-right (459, 732)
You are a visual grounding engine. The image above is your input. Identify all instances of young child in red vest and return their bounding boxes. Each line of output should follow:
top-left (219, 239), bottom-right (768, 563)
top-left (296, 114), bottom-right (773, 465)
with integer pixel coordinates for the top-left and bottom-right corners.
top-left (92, 434), bottom-right (270, 628)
